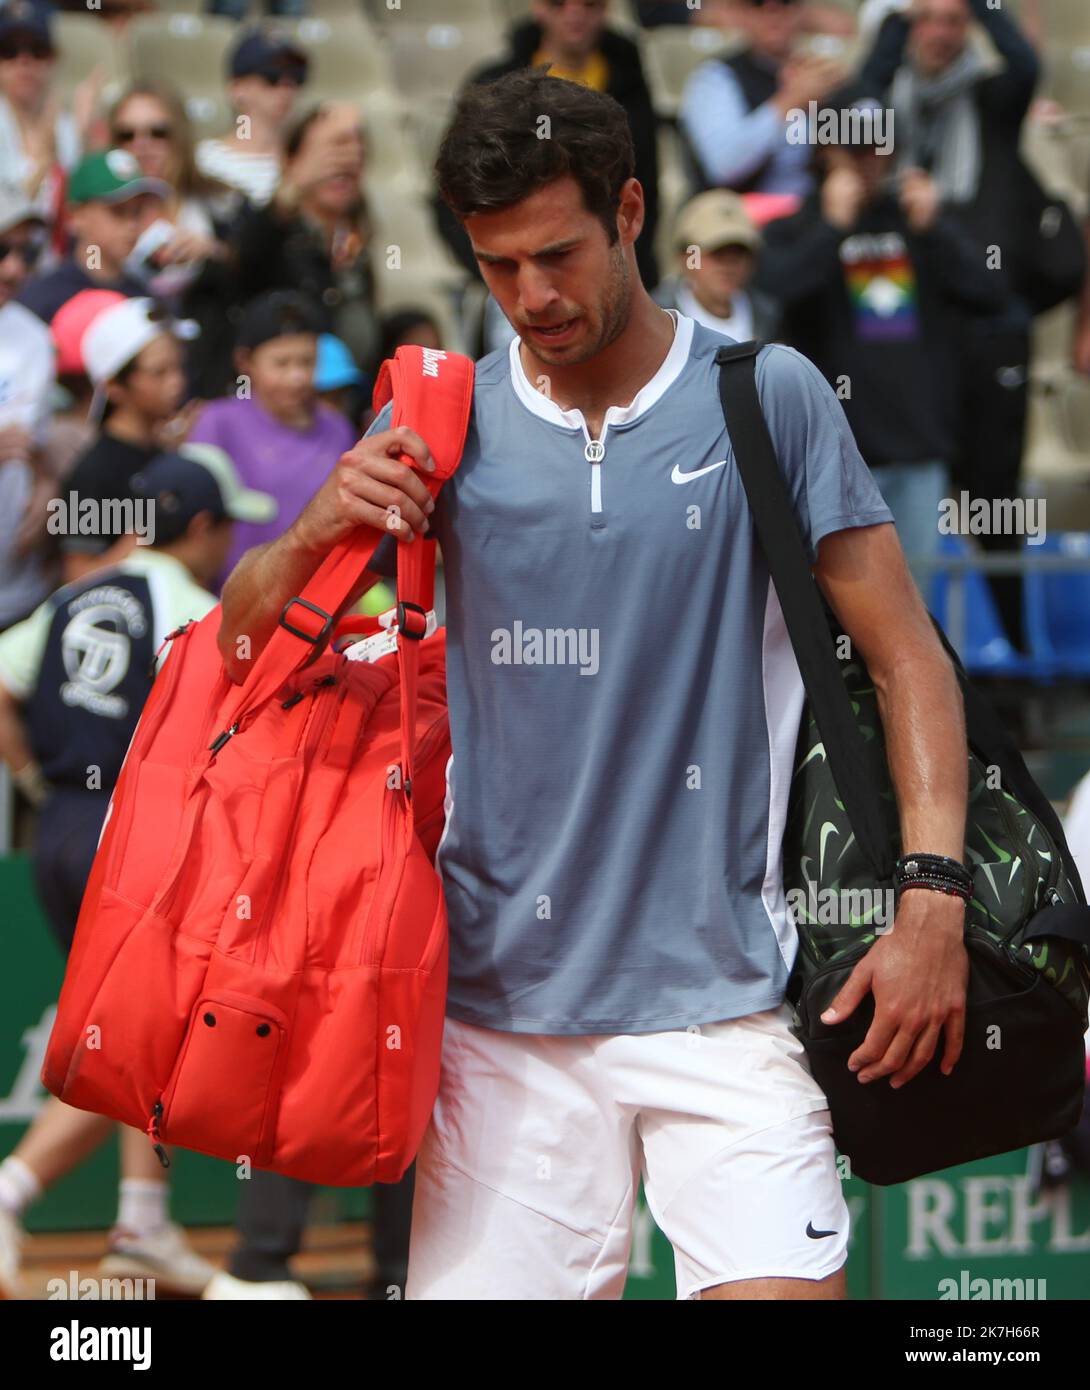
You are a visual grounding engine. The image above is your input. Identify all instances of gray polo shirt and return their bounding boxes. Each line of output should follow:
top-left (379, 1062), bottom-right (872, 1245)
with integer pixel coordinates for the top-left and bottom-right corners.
top-left (367, 315), bottom-right (894, 1035)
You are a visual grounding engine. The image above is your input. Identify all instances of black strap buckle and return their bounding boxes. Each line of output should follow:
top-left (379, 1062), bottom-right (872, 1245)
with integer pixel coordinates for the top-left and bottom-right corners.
top-left (279, 597), bottom-right (333, 647)
top-left (397, 600), bottom-right (428, 641)
top-left (714, 340), bottom-right (763, 365)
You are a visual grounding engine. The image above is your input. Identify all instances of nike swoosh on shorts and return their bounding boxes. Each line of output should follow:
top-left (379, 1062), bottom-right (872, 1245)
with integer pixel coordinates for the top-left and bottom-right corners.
top-left (670, 459), bottom-right (729, 484)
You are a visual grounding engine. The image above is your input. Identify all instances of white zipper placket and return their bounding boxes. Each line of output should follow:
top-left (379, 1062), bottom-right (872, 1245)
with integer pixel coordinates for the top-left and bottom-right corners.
top-left (580, 417), bottom-right (610, 516)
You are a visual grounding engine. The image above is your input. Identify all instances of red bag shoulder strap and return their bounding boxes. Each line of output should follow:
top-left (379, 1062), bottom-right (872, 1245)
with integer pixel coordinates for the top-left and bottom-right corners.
top-left (221, 345), bottom-right (474, 735)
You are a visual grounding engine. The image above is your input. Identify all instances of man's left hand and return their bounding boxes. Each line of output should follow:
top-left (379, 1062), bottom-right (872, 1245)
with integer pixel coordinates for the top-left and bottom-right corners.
top-left (820, 890), bottom-right (969, 1088)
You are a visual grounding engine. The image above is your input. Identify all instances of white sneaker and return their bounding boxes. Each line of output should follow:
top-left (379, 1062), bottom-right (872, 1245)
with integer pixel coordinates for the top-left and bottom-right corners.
top-left (99, 1222), bottom-right (218, 1297)
top-left (0, 1204), bottom-right (23, 1299)
top-left (201, 1269), bottom-right (312, 1300)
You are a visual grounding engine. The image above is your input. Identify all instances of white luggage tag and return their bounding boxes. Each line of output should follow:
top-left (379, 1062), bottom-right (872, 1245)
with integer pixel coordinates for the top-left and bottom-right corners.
top-left (342, 606), bottom-right (438, 664)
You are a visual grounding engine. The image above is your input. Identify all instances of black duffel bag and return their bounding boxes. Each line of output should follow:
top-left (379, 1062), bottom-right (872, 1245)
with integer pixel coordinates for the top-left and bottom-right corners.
top-left (716, 341), bottom-right (1090, 1186)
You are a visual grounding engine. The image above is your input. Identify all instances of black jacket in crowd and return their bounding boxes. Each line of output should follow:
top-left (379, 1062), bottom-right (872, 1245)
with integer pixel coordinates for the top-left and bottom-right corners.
top-left (859, 0), bottom-right (1039, 320)
top-left (229, 199), bottom-right (380, 371)
top-left (435, 19), bottom-right (661, 290)
top-left (758, 193), bottom-right (1006, 468)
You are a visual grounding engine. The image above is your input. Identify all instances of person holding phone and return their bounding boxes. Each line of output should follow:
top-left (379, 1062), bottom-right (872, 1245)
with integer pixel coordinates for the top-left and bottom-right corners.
top-left (229, 103), bottom-right (380, 372)
top-left (758, 93), bottom-right (1006, 596)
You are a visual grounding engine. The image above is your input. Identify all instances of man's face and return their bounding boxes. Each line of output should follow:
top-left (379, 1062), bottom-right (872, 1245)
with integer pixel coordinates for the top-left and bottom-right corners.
top-left (70, 195), bottom-right (160, 276)
top-left (0, 217), bottom-right (46, 309)
top-left (467, 175), bottom-right (641, 368)
top-left (532, 0), bottom-right (607, 61)
top-left (0, 33), bottom-right (54, 109)
top-left (910, 0), bottom-right (971, 76)
top-left (740, 0), bottom-right (802, 63)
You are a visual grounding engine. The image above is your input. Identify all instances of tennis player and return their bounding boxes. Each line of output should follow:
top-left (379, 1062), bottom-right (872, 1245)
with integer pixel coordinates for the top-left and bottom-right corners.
top-left (219, 69), bottom-right (970, 1300)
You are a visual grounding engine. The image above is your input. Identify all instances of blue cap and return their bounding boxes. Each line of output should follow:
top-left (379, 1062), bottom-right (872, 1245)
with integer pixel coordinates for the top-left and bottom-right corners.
top-left (0, 2), bottom-right (53, 51)
top-left (229, 26), bottom-right (308, 80)
top-left (130, 445), bottom-right (276, 546)
top-left (314, 334), bottom-right (362, 392)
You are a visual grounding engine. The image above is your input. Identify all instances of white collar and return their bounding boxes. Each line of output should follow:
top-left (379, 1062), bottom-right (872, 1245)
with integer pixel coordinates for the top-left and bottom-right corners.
top-left (508, 309), bottom-right (694, 432)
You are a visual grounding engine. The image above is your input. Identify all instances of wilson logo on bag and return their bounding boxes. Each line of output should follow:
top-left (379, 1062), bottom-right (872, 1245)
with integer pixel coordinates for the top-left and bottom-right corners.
top-left (41, 346), bottom-right (475, 1187)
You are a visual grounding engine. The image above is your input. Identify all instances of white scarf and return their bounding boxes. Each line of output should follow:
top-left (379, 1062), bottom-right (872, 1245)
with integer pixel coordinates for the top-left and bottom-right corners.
top-left (890, 44), bottom-right (989, 203)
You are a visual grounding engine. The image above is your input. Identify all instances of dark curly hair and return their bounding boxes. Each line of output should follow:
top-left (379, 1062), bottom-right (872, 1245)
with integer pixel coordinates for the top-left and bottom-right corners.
top-left (435, 67), bottom-right (636, 247)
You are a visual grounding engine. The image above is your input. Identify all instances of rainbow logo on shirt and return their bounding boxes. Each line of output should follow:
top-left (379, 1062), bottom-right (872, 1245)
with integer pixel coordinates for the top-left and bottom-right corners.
top-left (840, 233), bottom-right (920, 342)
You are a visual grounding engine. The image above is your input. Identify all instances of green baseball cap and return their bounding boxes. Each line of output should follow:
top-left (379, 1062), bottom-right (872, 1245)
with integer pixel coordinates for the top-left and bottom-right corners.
top-left (67, 149), bottom-right (171, 207)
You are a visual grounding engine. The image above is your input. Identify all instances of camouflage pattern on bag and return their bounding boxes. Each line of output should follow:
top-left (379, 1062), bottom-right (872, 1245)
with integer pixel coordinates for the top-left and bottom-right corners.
top-left (783, 652), bottom-right (1090, 1022)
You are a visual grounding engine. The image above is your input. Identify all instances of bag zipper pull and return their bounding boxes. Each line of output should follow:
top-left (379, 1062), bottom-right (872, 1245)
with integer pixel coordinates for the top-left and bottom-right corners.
top-left (147, 621), bottom-right (194, 679)
top-left (146, 1100), bottom-right (171, 1170)
top-left (208, 722), bottom-right (239, 754)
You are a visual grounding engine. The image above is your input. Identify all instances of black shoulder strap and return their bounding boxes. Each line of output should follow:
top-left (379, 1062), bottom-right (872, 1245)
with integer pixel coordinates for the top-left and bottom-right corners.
top-left (715, 341), bottom-right (895, 880)
top-left (716, 340), bottom-right (1088, 904)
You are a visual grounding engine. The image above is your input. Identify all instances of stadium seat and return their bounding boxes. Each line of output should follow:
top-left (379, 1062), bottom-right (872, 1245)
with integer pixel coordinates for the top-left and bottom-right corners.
top-left (1031, 302), bottom-right (1078, 382)
top-left (183, 93), bottom-right (234, 141)
top-left (653, 121), bottom-right (692, 276)
top-left (1020, 115), bottom-right (1085, 206)
top-left (494, 0), bottom-right (637, 28)
top-left (642, 25), bottom-right (741, 119)
top-left (404, 95), bottom-right (457, 178)
top-left (930, 534), bottom-right (1037, 678)
top-left (1042, 45), bottom-right (1090, 116)
top-left (51, 13), bottom-right (128, 110)
top-left (126, 14), bottom-right (236, 100)
top-left (387, 22), bottom-right (505, 99)
top-left (1008, 0), bottom-right (1090, 45)
top-left (270, 16), bottom-right (395, 103)
top-left (1023, 533), bottom-right (1090, 677)
top-left (362, 99), bottom-right (431, 196)
top-left (1024, 351), bottom-right (1090, 484)
top-left (365, 182), bottom-right (467, 291)
top-left (307, 0), bottom-right (376, 17)
top-left (371, 272), bottom-right (469, 356)
top-left (373, 0), bottom-right (505, 24)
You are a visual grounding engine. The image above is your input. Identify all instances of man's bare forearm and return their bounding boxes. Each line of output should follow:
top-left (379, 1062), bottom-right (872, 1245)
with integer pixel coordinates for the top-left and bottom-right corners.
top-left (217, 527), bottom-right (380, 684)
top-left (874, 648), bottom-right (968, 861)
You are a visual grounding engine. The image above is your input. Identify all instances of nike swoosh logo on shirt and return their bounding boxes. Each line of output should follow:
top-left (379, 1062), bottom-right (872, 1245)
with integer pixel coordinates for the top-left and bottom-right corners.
top-left (806, 1223), bottom-right (839, 1240)
top-left (670, 459), bottom-right (729, 484)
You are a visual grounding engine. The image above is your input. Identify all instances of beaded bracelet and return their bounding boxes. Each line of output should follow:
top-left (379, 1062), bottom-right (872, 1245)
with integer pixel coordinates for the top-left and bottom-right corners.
top-left (894, 852), bottom-right (973, 904)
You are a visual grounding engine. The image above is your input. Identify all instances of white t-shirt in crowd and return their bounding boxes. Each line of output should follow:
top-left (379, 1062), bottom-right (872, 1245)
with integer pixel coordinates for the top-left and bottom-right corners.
top-left (0, 301), bottom-right (56, 626)
top-left (195, 138), bottom-right (280, 208)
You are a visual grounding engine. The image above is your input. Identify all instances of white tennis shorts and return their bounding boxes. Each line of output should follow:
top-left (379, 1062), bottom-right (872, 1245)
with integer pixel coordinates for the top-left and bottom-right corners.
top-left (405, 1002), bottom-right (850, 1300)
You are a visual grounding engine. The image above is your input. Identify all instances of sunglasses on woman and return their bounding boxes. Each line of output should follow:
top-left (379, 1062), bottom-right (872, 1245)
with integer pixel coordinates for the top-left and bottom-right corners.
top-left (0, 235), bottom-right (46, 268)
top-left (114, 125), bottom-right (173, 144)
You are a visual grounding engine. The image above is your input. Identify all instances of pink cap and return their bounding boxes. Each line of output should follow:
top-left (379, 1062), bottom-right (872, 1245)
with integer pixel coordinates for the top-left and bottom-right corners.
top-left (51, 289), bottom-right (127, 377)
top-left (741, 192), bottom-right (803, 229)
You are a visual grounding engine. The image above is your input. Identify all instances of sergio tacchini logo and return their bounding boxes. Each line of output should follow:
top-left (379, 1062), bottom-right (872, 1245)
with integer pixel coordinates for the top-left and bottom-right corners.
top-left (670, 459), bottom-right (729, 484)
